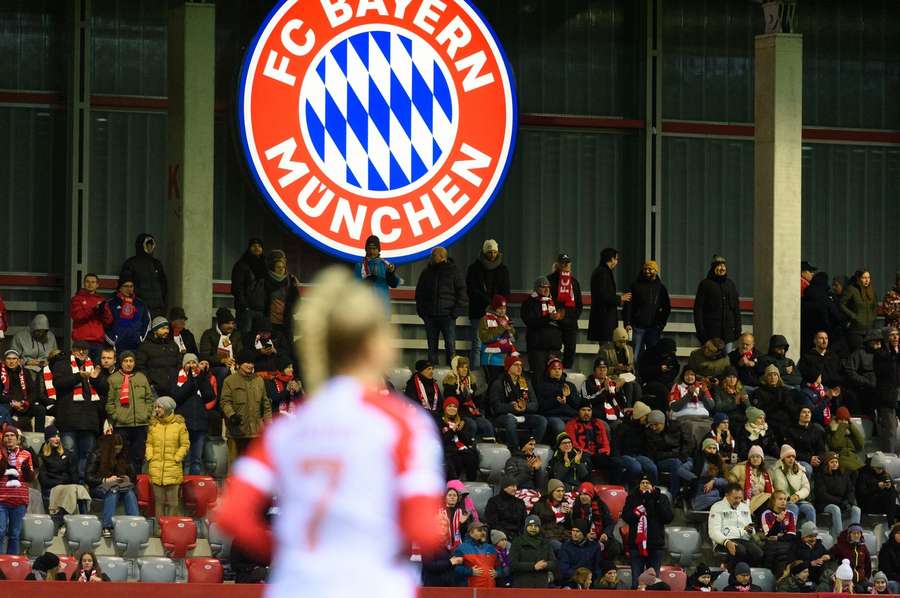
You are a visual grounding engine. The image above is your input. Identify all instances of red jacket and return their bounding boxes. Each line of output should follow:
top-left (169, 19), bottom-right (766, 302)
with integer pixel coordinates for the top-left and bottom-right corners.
top-left (69, 289), bottom-right (112, 343)
top-left (565, 418), bottom-right (611, 456)
top-left (0, 446), bottom-right (33, 506)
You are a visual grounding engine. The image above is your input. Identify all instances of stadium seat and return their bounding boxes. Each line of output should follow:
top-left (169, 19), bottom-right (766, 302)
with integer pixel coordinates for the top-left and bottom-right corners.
top-left (712, 571), bottom-right (731, 591)
top-left (875, 522), bottom-right (890, 551)
top-left (158, 516), bottom-right (198, 558)
top-left (182, 475), bottom-right (218, 518)
top-left (879, 453), bottom-right (900, 481)
top-left (463, 482), bottom-right (493, 516)
top-left (0, 555), bottom-right (31, 580)
top-left (751, 567), bottom-right (776, 591)
top-left (818, 528), bottom-right (835, 550)
top-left (138, 557), bottom-right (177, 582)
top-left (566, 372), bottom-right (586, 391)
top-left (207, 521), bottom-right (233, 561)
top-left (616, 565), bottom-right (632, 589)
top-left (57, 555), bottom-right (77, 577)
top-left (64, 514), bottom-right (102, 555)
top-left (21, 431), bottom-right (43, 453)
top-left (135, 473), bottom-right (155, 516)
top-left (594, 485), bottom-right (627, 521)
top-left (533, 444), bottom-right (551, 466)
top-left (433, 367), bottom-right (451, 386)
top-left (186, 557), bottom-right (224, 583)
top-left (98, 556), bottom-right (129, 582)
top-left (388, 367), bottom-right (412, 392)
top-left (20, 514), bottom-right (55, 556)
top-left (113, 515), bottom-right (151, 558)
top-left (203, 437), bottom-right (229, 480)
top-left (27, 487), bottom-right (45, 514)
top-left (863, 529), bottom-right (878, 556)
top-left (476, 443), bottom-right (510, 479)
top-left (661, 568), bottom-right (687, 591)
top-left (666, 526), bottom-right (701, 566)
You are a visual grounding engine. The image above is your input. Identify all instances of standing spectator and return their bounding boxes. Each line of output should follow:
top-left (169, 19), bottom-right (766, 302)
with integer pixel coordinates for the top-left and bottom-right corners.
top-left (783, 406), bottom-right (826, 480)
top-left (146, 396), bottom-right (189, 516)
top-left (466, 239), bottom-right (510, 367)
top-left (557, 519), bottom-right (603, 584)
top-left (487, 355), bottom-right (547, 448)
top-left (882, 272), bottom-right (900, 330)
top-left (415, 247), bottom-right (466, 365)
top-left (105, 351), bottom-right (154, 474)
top-left (85, 433), bottom-right (139, 537)
top-left (622, 475), bottom-right (674, 587)
top-left (50, 342), bottom-right (104, 480)
top-left (729, 333), bottom-right (761, 389)
top-left (508, 514), bottom-right (555, 588)
top-left (693, 255), bottom-right (742, 349)
top-left (119, 233), bottom-right (167, 317)
top-left (0, 293), bottom-right (6, 343)
top-left (437, 397), bottom-right (478, 481)
top-left (535, 356), bottom-right (579, 441)
top-left (814, 451), bottom-right (861, 540)
top-left (69, 273), bottom-right (112, 361)
top-left (167, 307), bottom-right (198, 356)
top-left (199, 307), bottom-right (242, 386)
top-left (104, 276), bottom-right (150, 353)
top-left (172, 354), bottom-right (215, 474)
top-left (264, 249), bottom-right (301, 344)
top-left (503, 436), bottom-right (547, 492)
top-left (802, 272), bottom-right (834, 352)
top-left (452, 521), bottom-right (500, 588)
top-left (622, 260), bottom-right (671, 361)
top-left (547, 253), bottom-right (583, 369)
top-left (231, 238), bottom-right (268, 336)
top-left (521, 277), bottom-right (563, 385)
top-left (842, 330), bottom-right (880, 416)
top-left (757, 334), bottom-right (802, 386)
top-left (800, 261), bottom-right (817, 296)
top-left (856, 453), bottom-right (898, 524)
top-left (708, 482), bottom-right (763, 568)
top-left (404, 359), bottom-right (442, 416)
top-left (588, 248), bottom-right (630, 344)
top-left (264, 356), bottom-right (302, 417)
top-left (0, 426), bottom-right (33, 554)
top-left (840, 270), bottom-right (877, 352)
top-left (564, 404), bottom-right (611, 473)
top-left (873, 326), bottom-right (900, 453)
top-left (484, 474), bottom-right (527, 541)
top-left (354, 235), bottom-right (401, 305)
top-left (770, 444), bottom-right (816, 525)
top-left (136, 316), bottom-right (181, 396)
top-left (478, 294), bottom-right (517, 388)
top-left (1, 349), bottom-right (43, 431)
top-left (221, 349), bottom-right (272, 455)
top-left (11, 314), bottom-right (57, 376)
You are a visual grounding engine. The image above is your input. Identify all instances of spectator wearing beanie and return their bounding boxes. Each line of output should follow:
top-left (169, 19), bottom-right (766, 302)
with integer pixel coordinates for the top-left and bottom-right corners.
top-left (69, 272), bottom-right (113, 361)
top-left (581, 357), bottom-right (631, 426)
top-left (622, 260), bottom-right (671, 362)
top-left (750, 364), bottom-right (796, 440)
top-left (0, 426), bottom-right (33, 554)
top-left (405, 359), bottom-right (442, 414)
top-left (770, 444), bottom-right (816, 525)
top-left (622, 475), bottom-right (673, 587)
top-left (735, 406), bottom-right (779, 460)
top-left (535, 355), bottom-right (580, 440)
top-left (103, 275), bottom-right (151, 353)
top-left (136, 316), bottom-right (181, 396)
top-left (570, 483), bottom-right (616, 557)
top-left (105, 350), bottom-right (154, 473)
top-left (872, 570), bottom-right (891, 595)
top-left (796, 361), bottom-right (841, 427)
top-left (221, 348), bottom-right (272, 455)
top-left (2, 347), bottom-right (46, 432)
top-left (443, 355), bottom-right (494, 440)
top-left (598, 327), bottom-right (636, 377)
top-left (783, 406), bottom-right (826, 480)
top-left (491, 529), bottom-right (512, 587)
top-left (873, 326), bottom-right (900, 453)
top-left (643, 409), bottom-right (696, 500)
top-left (712, 366), bottom-right (750, 427)
top-left (856, 453), bottom-right (898, 524)
top-left (466, 239), bottom-right (511, 367)
top-left (355, 235), bottom-right (401, 306)
top-left (596, 562), bottom-right (627, 589)
top-left (588, 248), bottom-right (628, 344)
top-left (172, 353), bottom-right (216, 474)
top-left (25, 551), bottom-right (66, 580)
top-left (687, 338), bottom-right (730, 379)
top-left (503, 436), bottom-right (547, 492)
top-left (693, 254), bottom-right (742, 347)
top-left (757, 334), bottom-right (802, 386)
top-left (478, 294), bottom-right (517, 388)
top-left (521, 276), bottom-right (563, 385)
top-left (728, 444), bottom-right (773, 513)
top-left (415, 247), bottom-right (465, 366)
top-left (509, 514), bottom-right (555, 588)
top-left (830, 523), bottom-right (871, 586)
top-left (557, 518), bottom-right (603, 585)
top-left (724, 561), bottom-right (762, 592)
top-left (484, 474), bottom-right (527, 540)
top-left (119, 233), bottom-right (167, 317)
top-left (146, 396), bottom-right (189, 516)
top-left (822, 557), bottom-right (857, 592)
top-left (199, 307), bottom-right (243, 381)
top-left (231, 238), bottom-right (268, 336)
top-left (815, 451), bottom-right (861, 540)
top-left (167, 306), bottom-right (198, 356)
top-left (438, 396), bottom-right (478, 481)
top-left (795, 521), bottom-right (829, 584)
top-left (636, 336), bottom-right (679, 406)
top-left (487, 355), bottom-right (547, 448)
top-left (825, 406), bottom-right (864, 473)
top-left (548, 431), bottom-right (589, 490)
top-left (687, 563), bottom-right (714, 591)
top-left (547, 253), bottom-right (583, 369)
top-left (452, 521), bottom-right (501, 588)
top-left (690, 438), bottom-right (729, 511)
top-left (776, 560), bottom-right (815, 593)
top-left (531, 478), bottom-right (570, 547)
top-left (263, 355), bottom-right (303, 417)
top-left (706, 412), bottom-right (737, 463)
top-left (611, 400), bottom-right (656, 486)
top-left (877, 523), bottom-right (900, 591)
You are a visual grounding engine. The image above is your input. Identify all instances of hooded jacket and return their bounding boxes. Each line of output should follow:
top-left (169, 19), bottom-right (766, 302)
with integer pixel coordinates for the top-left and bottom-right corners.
top-left (623, 272), bottom-right (671, 329)
top-left (415, 258), bottom-right (466, 319)
top-left (136, 333), bottom-right (181, 395)
top-left (119, 233), bottom-right (168, 315)
top-left (643, 419), bottom-right (692, 461)
top-left (757, 335), bottom-right (802, 386)
top-left (749, 383), bottom-right (795, 439)
top-left (830, 529), bottom-right (871, 582)
top-left (509, 527), bottom-right (555, 588)
top-left (843, 343), bottom-right (877, 389)
top-left (693, 266), bottom-right (742, 344)
top-left (70, 288), bottom-right (113, 344)
top-left (11, 314), bottom-right (58, 372)
top-left (466, 253), bottom-right (511, 320)
top-left (452, 535), bottom-right (500, 588)
top-left (145, 412), bottom-right (189, 486)
top-left (231, 242), bottom-right (268, 312)
top-left (825, 421), bottom-right (864, 471)
top-left (104, 292), bottom-right (150, 352)
top-left (50, 352), bottom-right (106, 433)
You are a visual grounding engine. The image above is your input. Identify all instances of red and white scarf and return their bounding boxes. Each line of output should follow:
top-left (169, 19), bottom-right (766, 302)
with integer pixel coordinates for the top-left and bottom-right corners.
top-left (172, 329), bottom-right (186, 353)
top-left (414, 374), bottom-right (440, 411)
top-left (118, 372), bottom-right (131, 407)
top-left (743, 463), bottom-right (773, 500)
top-left (532, 293), bottom-right (557, 317)
top-left (43, 355), bottom-right (99, 402)
top-left (557, 271), bottom-right (576, 308)
top-left (807, 383), bottom-right (831, 424)
top-left (177, 368), bottom-right (218, 411)
top-left (76, 569), bottom-right (101, 582)
top-left (1, 365), bottom-right (26, 396)
top-left (593, 377), bottom-right (622, 421)
top-left (633, 504), bottom-right (649, 556)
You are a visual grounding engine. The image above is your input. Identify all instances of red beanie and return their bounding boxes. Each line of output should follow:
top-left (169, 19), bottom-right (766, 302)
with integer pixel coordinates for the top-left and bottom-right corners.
top-left (835, 406), bottom-right (851, 421)
top-left (443, 396), bottom-right (460, 410)
top-left (504, 354), bottom-right (522, 371)
top-left (546, 355), bottom-right (564, 371)
top-left (491, 294), bottom-right (507, 310)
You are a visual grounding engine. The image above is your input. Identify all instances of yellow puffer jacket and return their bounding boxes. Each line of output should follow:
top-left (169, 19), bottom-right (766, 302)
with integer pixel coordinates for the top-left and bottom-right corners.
top-left (145, 413), bottom-right (190, 486)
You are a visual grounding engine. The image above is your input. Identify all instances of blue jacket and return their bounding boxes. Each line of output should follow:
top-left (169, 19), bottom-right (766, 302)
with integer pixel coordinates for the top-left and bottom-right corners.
top-left (353, 258), bottom-right (400, 303)
top-left (453, 537), bottom-right (502, 587)
top-left (104, 293), bottom-right (150, 352)
top-left (557, 538), bottom-right (602, 582)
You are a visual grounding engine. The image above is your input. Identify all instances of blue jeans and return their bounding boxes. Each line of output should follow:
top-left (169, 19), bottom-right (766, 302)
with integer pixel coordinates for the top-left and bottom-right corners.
top-left (658, 457), bottom-right (695, 500)
top-left (787, 501), bottom-right (817, 526)
top-left (823, 504), bottom-right (861, 540)
top-left (423, 315), bottom-right (456, 365)
top-left (92, 487), bottom-right (140, 529)
top-left (469, 321), bottom-right (481, 368)
top-left (185, 430), bottom-right (207, 475)
top-left (493, 414), bottom-right (548, 449)
top-left (62, 430), bottom-right (97, 482)
top-left (631, 326), bottom-right (662, 363)
top-left (613, 455), bottom-right (657, 487)
top-left (0, 504), bottom-right (26, 554)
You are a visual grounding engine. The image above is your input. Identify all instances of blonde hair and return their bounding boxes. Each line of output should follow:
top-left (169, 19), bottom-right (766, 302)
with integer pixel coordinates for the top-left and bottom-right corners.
top-left (41, 440), bottom-right (64, 458)
top-left (297, 265), bottom-right (392, 392)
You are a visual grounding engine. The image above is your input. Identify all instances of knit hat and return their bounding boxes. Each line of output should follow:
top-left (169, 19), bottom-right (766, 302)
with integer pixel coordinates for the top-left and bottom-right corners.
top-left (155, 396), bottom-right (177, 414)
top-left (268, 249), bottom-right (287, 267)
top-left (824, 451), bottom-right (840, 464)
top-left (182, 353), bottom-right (198, 367)
top-left (600, 562), bottom-right (617, 576)
top-left (780, 444), bottom-right (796, 459)
top-left (835, 406), bottom-right (851, 421)
top-left (712, 254), bottom-right (727, 265)
top-left (500, 474), bottom-right (517, 491)
top-left (545, 355), bottom-right (564, 371)
top-left (694, 564), bottom-right (711, 577)
top-left (533, 276), bottom-right (550, 290)
top-left (490, 530), bottom-right (507, 545)
top-left (577, 482), bottom-right (595, 497)
top-left (32, 552), bottom-right (60, 572)
top-left (799, 521), bottom-right (817, 537)
top-left (835, 559), bottom-right (854, 581)
top-left (638, 568), bottom-right (659, 587)
top-left (593, 356), bottom-right (609, 369)
top-left (631, 401), bottom-right (651, 421)
top-left (504, 354), bottom-right (522, 371)
top-left (734, 562), bottom-right (751, 576)
top-left (712, 412), bottom-right (729, 428)
top-left (643, 260), bottom-right (659, 274)
top-left (871, 452), bottom-right (889, 470)
top-left (702, 438), bottom-right (718, 451)
top-left (657, 337), bottom-right (677, 355)
top-left (215, 307), bottom-right (235, 324)
top-left (647, 410), bottom-right (665, 425)
top-left (414, 359), bottom-right (433, 373)
top-left (3, 349), bottom-right (19, 359)
top-left (847, 523), bottom-right (863, 534)
top-left (524, 514), bottom-right (541, 529)
top-left (490, 294), bottom-right (507, 310)
top-left (557, 253), bottom-right (571, 264)
top-left (722, 366), bottom-right (738, 379)
top-left (865, 329), bottom-right (884, 344)
top-left (874, 571), bottom-right (888, 584)
top-left (150, 316), bottom-right (169, 333)
top-left (612, 327), bottom-right (629, 342)
top-left (555, 432), bottom-right (571, 448)
top-left (119, 350), bottom-right (136, 362)
top-left (745, 406), bottom-right (765, 424)
top-left (571, 519), bottom-right (591, 534)
top-left (365, 235), bottom-right (381, 250)
top-left (748, 445), bottom-right (765, 459)
top-left (1, 425), bottom-right (18, 437)
top-left (547, 478), bottom-right (565, 496)
top-left (519, 435), bottom-right (535, 449)
top-left (482, 239), bottom-right (499, 253)
top-left (764, 364), bottom-right (780, 376)
top-left (43, 425), bottom-right (59, 441)
top-left (236, 348), bottom-right (256, 366)
top-left (791, 561), bottom-right (811, 577)
top-left (443, 396), bottom-right (459, 410)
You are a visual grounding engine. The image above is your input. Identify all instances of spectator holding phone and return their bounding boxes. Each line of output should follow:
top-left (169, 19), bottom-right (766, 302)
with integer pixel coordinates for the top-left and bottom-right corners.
top-left (85, 433), bottom-right (139, 538)
top-left (708, 482), bottom-right (764, 568)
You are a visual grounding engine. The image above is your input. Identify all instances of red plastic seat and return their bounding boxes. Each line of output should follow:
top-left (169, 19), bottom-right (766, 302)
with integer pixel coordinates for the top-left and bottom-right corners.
top-left (595, 485), bottom-right (627, 520)
top-left (182, 476), bottom-right (218, 518)
top-left (57, 555), bottom-right (77, 577)
top-left (158, 516), bottom-right (198, 559)
top-left (0, 555), bottom-right (31, 580)
top-left (136, 473), bottom-right (155, 517)
top-left (186, 557), bottom-right (223, 583)
top-left (661, 568), bottom-right (687, 591)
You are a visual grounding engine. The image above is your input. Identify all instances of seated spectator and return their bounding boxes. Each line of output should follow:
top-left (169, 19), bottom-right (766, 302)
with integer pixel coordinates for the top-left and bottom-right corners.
top-left (2, 349), bottom-right (45, 432)
top-left (509, 514), bottom-right (555, 588)
top-left (637, 567), bottom-right (671, 591)
top-left (611, 401), bottom-right (656, 486)
top-left (668, 365), bottom-right (714, 420)
top-left (581, 358), bottom-right (629, 426)
top-left (736, 406), bottom-right (779, 459)
top-left (872, 571), bottom-right (891, 595)
top-left (708, 482), bottom-right (763, 568)
top-left (706, 412), bottom-right (737, 463)
top-left (842, 330), bottom-right (879, 417)
top-left (830, 523), bottom-right (871, 587)
top-left (530, 478), bottom-right (570, 548)
top-left (487, 355), bottom-right (547, 448)
top-left (825, 407), bottom-right (863, 473)
top-left (535, 356), bottom-right (580, 440)
top-left (484, 474), bottom-right (526, 540)
top-left (25, 552), bottom-right (66, 581)
top-left (71, 551), bottom-right (109, 582)
top-left (570, 483), bottom-right (617, 561)
top-left (598, 328), bottom-right (636, 377)
top-left (443, 356), bottom-right (494, 440)
top-left (0, 426), bottom-right (33, 554)
top-left (103, 276), bottom-right (150, 354)
top-left (563, 566), bottom-right (594, 590)
top-left (687, 338), bottom-right (729, 380)
top-left (12, 314), bottom-right (58, 377)
top-left (728, 445), bottom-right (773, 513)
top-left (440, 482), bottom-right (474, 550)
top-left (776, 560), bottom-right (816, 593)
top-left (452, 521), bottom-right (500, 588)
top-left (491, 530), bottom-right (512, 588)
top-left (548, 432), bottom-right (589, 490)
top-left (856, 453), bottom-right (898, 523)
top-left (687, 563), bottom-right (714, 591)
top-left (690, 439), bottom-right (729, 510)
top-left (520, 277), bottom-right (563, 385)
top-left (796, 363), bottom-right (842, 427)
top-left (564, 404), bottom-right (611, 472)
top-left (146, 396), bottom-right (189, 516)
top-left (503, 436), bottom-right (547, 492)
top-left (760, 490), bottom-right (798, 576)
top-left (796, 521), bottom-right (831, 585)
top-left (729, 333), bottom-right (762, 389)
top-left (596, 563), bottom-right (627, 589)
top-left (820, 558), bottom-right (857, 593)
top-left (636, 337), bottom-right (679, 409)
top-left (783, 406), bottom-right (826, 479)
top-left (814, 451), bottom-right (861, 540)
top-left (136, 316), bottom-right (181, 396)
top-left (770, 444), bottom-right (816, 525)
top-left (877, 523), bottom-right (900, 590)
top-left (622, 475), bottom-right (673, 587)
top-left (558, 519), bottom-right (603, 586)
top-left (261, 356), bottom-right (301, 417)
top-left (750, 364), bottom-right (796, 440)
top-left (712, 367), bottom-right (749, 426)
top-left (724, 561), bottom-right (762, 592)
top-left (799, 331), bottom-right (845, 393)
top-left (478, 295), bottom-right (517, 388)
top-left (438, 397), bottom-right (479, 481)
top-left (168, 307), bottom-right (198, 356)
top-left (644, 409), bottom-right (696, 499)
top-left (757, 334), bottom-right (802, 386)
top-left (38, 426), bottom-right (88, 526)
top-left (173, 354), bottom-right (216, 474)
top-left (198, 307), bottom-right (242, 386)
top-left (85, 433), bottom-right (139, 537)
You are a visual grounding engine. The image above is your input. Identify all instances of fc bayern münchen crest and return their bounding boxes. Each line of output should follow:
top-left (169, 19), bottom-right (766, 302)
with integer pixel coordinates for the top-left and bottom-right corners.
top-left (238, 0), bottom-right (517, 263)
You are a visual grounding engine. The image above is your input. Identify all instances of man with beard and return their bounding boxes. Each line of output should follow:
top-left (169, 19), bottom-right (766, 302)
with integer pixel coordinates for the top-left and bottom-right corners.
top-left (622, 260), bottom-right (671, 361)
top-left (466, 239), bottom-right (510, 368)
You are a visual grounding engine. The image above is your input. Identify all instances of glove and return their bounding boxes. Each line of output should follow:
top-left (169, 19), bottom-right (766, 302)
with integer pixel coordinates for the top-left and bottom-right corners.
top-left (229, 413), bottom-right (243, 427)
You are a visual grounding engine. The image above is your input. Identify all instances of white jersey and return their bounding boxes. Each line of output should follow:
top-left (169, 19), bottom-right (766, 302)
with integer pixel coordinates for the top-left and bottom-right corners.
top-left (233, 376), bottom-right (444, 598)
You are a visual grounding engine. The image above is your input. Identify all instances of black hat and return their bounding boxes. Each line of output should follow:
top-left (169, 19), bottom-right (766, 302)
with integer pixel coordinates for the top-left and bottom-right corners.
top-left (247, 237), bottom-right (264, 248)
top-left (168, 306), bottom-right (188, 321)
top-left (571, 519), bottom-right (591, 534)
top-left (215, 307), bottom-right (235, 324)
top-left (44, 425), bottom-right (59, 441)
top-left (414, 359), bottom-right (432, 373)
top-left (593, 356), bottom-right (609, 369)
top-left (801, 261), bottom-right (817, 272)
top-left (557, 253), bottom-right (571, 263)
top-left (71, 340), bottom-right (90, 351)
top-left (365, 235), bottom-right (381, 250)
top-left (236, 348), bottom-right (256, 366)
top-left (117, 273), bottom-right (134, 288)
top-left (520, 435), bottom-right (536, 449)
top-left (33, 552), bottom-right (60, 572)
top-left (734, 562), bottom-right (751, 576)
top-left (694, 564), bottom-right (711, 577)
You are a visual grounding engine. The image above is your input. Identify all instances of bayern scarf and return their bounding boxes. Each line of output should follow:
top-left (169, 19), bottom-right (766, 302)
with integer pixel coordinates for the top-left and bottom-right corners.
top-left (743, 463), bottom-right (773, 500)
top-left (531, 292), bottom-right (557, 317)
top-left (556, 271), bottom-right (576, 308)
top-left (1, 365), bottom-right (26, 396)
top-left (806, 383), bottom-right (831, 425)
top-left (593, 377), bottom-right (623, 420)
top-left (633, 504), bottom-right (649, 557)
top-left (177, 368), bottom-right (217, 411)
top-left (43, 355), bottom-right (99, 402)
top-left (414, 374), bottom-right (440, 411)
top-left (452, 375), bottom-right (481, 417)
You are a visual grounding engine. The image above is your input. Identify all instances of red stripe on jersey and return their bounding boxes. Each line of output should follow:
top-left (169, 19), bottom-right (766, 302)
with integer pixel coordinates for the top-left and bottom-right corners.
top-left (361, 391), bottom-right (413, 475)
top-left (244, 434), bottom-right (275, 472)
top-left (399, 494), bottom-right (443, 553)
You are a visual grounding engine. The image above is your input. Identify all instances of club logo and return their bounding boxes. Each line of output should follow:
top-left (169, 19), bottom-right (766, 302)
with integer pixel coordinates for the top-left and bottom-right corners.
top-left (238, 0), bottom-right (517, 263)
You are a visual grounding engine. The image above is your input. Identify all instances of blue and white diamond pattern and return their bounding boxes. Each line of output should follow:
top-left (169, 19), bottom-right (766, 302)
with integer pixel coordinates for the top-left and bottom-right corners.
top-left (301, 29), bottom-right (457, 194)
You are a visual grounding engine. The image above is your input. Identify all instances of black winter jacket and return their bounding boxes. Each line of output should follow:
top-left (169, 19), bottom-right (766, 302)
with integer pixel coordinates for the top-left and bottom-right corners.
top-left (587, 264), bottom-right (618, 342)
top-left (465, 255), bottom-right (510, 320)
top-left (119, 233), bottom-right (167, 315)
top-left (84, 448), bottom-right (135, 490)
top-left (172, 369), bottom-right (216, 431)
top-left (783, 422), bottom-right (826, 463)
top-left (814, 466), bottom-right (857, 510)
top-left (612, 418), bottom-right (647, 457)
top-left (799, 349), bottom-right (844, 388)
top-left (643, 419), bottom-right (692, 461)
top-left (198, 326), bottom-right (243, 369)
top-left (729, 348), bottom-right (763, 387)
top-left (750, 384), bottom-right (796, 438)
top-left (509, 532), bottom-right (555, 588)
top-left (136, 334), bottom-right (181, 394)
top-left (693, 269), bottom-right (741, 343)
top-left (38, 448), bottom-right (78, 491)
top-left (416, 259), bottom-right (466, 319)
top-left (231, 248), bottom-right (268, 312)
top-left (844, 346), bottom-right (877, 390)
top-left (49, 352), bottom-right (106, 433)
top-left (622, 489), bottom-right (673, 550)
top-left (484, 490), bottom-right (527, 540)
top-left (856, 464), bottom-right (897, 513)
top-left (873, 347), bottom-right (900, 409)
top-left (535, 377), bottom-right (580, 418)
top-left (877, 536), bottom-right (900, 583)
top-left (520, 295), bottom-right (563, 351)
top-left (623, 274), bottom-right (671, 329)
top-left (172, 328), bottom-right (199, 357)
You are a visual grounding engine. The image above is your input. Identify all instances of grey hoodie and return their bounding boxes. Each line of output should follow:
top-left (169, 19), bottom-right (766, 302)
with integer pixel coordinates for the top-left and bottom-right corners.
top-left (11, 314), bottom-right (58, 372)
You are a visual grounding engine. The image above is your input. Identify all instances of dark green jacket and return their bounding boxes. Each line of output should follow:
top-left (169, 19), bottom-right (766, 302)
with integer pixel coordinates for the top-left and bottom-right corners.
top-left (105, 370), bottom-right (154, 427)
top-left (509, 531), bottom-right (555, 588)
top-left (840, 285), bottom-right (878, 332)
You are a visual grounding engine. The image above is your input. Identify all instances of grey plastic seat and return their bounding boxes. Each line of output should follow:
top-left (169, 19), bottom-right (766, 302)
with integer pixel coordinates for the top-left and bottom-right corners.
top-left (207, 521), bottom-right (233, 560)
top-left (712, 571), bottom-right (731, 591)
top-left (203, 437), bottom-right (229, 479)
top-left (863, 529), bottom-right (878, 556)
top-left (21, 514), bottom-right (55, 556)
top-left (388, 367), bottom-right (412, 392)
top-left (433, 367), bottom-right (452, 385)
top-left (27, 488), bottom-right (45, 514)
top-left (138, 557), bottom-right (177, 582)
top-left (818, 528), bottom-right (835, 550)
top-left (751, 567), bottom-right (776, 592)
top-left (665, 525), bottom-right (701, 566)
top-left (21, 432), bottom-right (44, 453)
top-left (476, 443), bottom-right (510, 478)
top-left (463, 482), bottom-right (493, 517)
top-left (565, 372), bottom-right (586, 391)
top-left (98, 556), bottom-right (129, 582)
top-left (533, 444), bottom-right (551, 466)
top-left (64, 514), bottom-right (102, 555)
top-left (113, 515), bottom-right (151, 558)
top-left (617, 566), bottom-right (632, 589)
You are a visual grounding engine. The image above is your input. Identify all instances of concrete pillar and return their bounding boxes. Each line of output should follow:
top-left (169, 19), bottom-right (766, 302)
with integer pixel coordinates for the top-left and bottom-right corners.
top-left (753, 34), bottom-right (803, 351)
top-left (166, 2), bottom-right (215, 328)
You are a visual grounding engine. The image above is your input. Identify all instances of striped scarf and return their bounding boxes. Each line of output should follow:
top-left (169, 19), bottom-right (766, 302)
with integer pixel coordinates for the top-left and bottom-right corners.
top-left (557, 271), bottom-right (575, 308)
top-left (43, 355), bottom-right (99, 402)
top-left (593, 377), bottom-right (622, 420)
top-left (531, 292), bottom-right (557, 317)
top-left (177, 368), bottom-right (217, 411)
top-left (633, 504), bottom-right (648, 556)
top-left (0, 365), bottom-right (26, 396)
top-left (414, 374), bottom-right (440, 411)
top-left (744, 463), bottom-right (773, 500)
